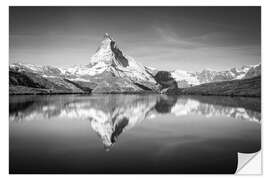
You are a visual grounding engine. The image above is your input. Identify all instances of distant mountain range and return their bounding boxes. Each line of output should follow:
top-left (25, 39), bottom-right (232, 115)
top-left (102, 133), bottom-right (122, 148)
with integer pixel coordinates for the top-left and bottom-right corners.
top-left (148, 64), bottom-right (261, 88)
top-left (9, 33), bottom-right (261, 96)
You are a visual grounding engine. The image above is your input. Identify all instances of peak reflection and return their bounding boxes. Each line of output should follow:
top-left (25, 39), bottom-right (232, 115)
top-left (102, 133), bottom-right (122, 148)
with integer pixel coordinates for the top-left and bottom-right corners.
top-left (9, 95), bottom-right (261, 149)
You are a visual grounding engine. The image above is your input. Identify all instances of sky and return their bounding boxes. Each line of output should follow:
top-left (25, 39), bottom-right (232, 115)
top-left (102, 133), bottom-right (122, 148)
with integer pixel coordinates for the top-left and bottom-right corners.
top-left (9, 7), bottom-right (261, 71)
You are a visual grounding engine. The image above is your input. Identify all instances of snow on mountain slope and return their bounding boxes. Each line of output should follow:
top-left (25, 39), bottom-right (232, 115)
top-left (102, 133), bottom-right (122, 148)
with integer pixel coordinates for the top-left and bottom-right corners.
top-left (244, 64), bottom-right (261, 79)
top-left (9, 33), bottom-right (160, 93)
top-left (61, 65), bottom-right (106, 77)
top-left (231, 65), bottom-right (252, 79)
top-left (10, 63), bottom-right (62, 78)
top-left (145, 66), bottom-right (158, 76)
top-left (170, 64), bottom-right (261, 88)
top-left (171, 70), bottom-right (200, 86)
top-left (88, 33), bottom-right (157, 86)
top-left (11, 33), bottom-right (155, 84)
top-left (9, 33), bottom-right (260, 93)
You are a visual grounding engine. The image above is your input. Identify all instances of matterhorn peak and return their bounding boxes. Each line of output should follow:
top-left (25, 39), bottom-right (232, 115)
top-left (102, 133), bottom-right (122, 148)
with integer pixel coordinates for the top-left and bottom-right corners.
top-left (100, 33), bottom-right (114, 47)
top-left (103, 33), bottom-right (113, 41)
top-left (89, 33), bottom-right (132, 68)
top-left (89, 33), bottom-right (116, 66)
top-left (86, 34), bottom-right (160, 92)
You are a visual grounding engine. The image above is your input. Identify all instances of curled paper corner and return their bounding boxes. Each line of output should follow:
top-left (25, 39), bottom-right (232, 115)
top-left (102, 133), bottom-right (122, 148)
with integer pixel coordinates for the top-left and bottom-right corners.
top-left (236, 151), bottom-right (262, 175)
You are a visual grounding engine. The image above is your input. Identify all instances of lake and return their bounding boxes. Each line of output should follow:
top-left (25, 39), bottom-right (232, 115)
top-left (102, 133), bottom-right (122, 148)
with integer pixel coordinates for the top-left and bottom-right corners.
top-left (9, 94), bottom-right (261, 174)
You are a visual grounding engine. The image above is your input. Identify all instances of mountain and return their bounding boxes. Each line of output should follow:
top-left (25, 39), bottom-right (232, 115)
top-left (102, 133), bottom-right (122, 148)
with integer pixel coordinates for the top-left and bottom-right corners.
top-left (170, 64), bottom-right (261, 88)
top-left (167, 76), bottom-right (261, 97)
top-left (154, 71), bottom-right (177, 91)
top-left (9, 33), bottom-right (260, 95)
top-left (170, 70), bottom-right (200, 88)
top-left (9, 33), bottom-right (160, 94)
top-left (244, 64), bottom-right (261, 79)
top-left (9, 64), bottom-right (85, 94)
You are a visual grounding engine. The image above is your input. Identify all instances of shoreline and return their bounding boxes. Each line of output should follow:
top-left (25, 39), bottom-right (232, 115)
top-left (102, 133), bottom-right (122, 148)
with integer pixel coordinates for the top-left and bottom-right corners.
top-left (9, 92), bottom-right (261, 98)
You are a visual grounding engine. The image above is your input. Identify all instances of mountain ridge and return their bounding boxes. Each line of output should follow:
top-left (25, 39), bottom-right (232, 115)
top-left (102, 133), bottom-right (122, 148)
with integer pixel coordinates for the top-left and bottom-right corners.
top-left (167, 76), bottom-right (261, 97)
top-left (9, 33), bottom-right (261, 95)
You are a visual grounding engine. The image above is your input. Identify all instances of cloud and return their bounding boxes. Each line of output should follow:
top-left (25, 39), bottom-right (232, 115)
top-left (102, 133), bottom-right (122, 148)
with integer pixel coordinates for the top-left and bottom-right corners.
top-left (153, 26), bottom-right (202, 49)
top-left (153, 25), bottom-right (260, 49)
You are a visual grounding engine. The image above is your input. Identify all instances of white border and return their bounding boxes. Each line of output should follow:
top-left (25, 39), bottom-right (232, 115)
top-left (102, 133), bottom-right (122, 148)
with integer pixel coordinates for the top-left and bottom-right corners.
top-left (1, 0), bottom-right (268, 179)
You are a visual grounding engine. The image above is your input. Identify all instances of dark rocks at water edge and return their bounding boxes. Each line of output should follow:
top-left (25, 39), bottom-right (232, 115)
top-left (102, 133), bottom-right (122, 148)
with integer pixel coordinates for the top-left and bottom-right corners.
top-left (9, 33), bottom-right (261, 96)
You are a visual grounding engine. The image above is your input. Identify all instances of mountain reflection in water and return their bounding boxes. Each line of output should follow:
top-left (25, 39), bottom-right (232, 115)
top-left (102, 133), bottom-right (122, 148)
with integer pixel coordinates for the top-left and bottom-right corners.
top-left (10, 95), bottom-right (260, 150)
top-left (9, 94), bottom-right (261, 174)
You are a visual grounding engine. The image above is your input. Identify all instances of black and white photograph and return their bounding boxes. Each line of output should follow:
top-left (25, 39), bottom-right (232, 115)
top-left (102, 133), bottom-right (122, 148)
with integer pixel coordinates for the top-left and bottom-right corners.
top-left (8, 6), bottom-right (261, 174)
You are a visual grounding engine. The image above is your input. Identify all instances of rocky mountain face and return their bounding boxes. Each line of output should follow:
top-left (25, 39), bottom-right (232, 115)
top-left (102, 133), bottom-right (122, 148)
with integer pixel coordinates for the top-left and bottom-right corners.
top-left (244, 64), bottom-right (261, 79)
top-left (9, 33), bottom-right (261, 94)
top-left (170, 64), bottom-right (261, 88)
top-left (9, 34), bottom-right (160, 94)
top-left (154, 71), bottom-right (177, 92)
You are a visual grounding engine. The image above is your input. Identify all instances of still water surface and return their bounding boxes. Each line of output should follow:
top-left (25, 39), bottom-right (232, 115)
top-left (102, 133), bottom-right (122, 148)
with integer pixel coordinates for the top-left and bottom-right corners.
top-left (9, 94), bottom-right (261, 174)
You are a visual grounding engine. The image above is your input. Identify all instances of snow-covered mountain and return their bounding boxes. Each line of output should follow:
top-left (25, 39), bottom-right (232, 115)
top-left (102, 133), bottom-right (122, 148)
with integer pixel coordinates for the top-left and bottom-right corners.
top-left (63, 33), bottom-right (158, 86)
top-left (9, 33), bottom-right (160, 94)
top-left (171, 70), bottom-right (200, 88)
top-left (9, 33), bottom-right (261, 94)
top-left (171, 64), bottom-right (261, 88)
